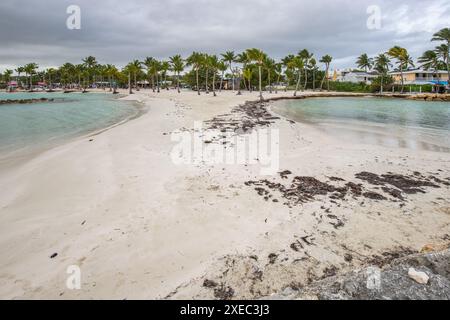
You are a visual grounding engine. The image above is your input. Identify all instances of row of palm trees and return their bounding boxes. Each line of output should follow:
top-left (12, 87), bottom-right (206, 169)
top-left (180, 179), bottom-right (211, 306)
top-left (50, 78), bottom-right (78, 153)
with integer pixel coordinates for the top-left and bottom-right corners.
top-left (4, 28), bottom-right (448, 96)
top-left (3, 49), bottom-right (334, 99)
top-left (355, 28), bottom-right (450, 93)
top-left (114, 49), bottom-right (334, 100)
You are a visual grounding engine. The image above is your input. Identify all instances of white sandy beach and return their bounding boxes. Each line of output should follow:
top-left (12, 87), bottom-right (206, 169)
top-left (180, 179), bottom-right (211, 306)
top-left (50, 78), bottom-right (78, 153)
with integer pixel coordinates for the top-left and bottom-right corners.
top-left (0, 89), bottom-right (449, 299)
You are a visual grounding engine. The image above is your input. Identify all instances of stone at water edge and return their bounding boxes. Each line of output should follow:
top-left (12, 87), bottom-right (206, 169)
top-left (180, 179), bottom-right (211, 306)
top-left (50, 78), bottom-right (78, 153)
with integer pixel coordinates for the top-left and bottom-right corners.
top-left (408, 268), bottom-right (429, 285)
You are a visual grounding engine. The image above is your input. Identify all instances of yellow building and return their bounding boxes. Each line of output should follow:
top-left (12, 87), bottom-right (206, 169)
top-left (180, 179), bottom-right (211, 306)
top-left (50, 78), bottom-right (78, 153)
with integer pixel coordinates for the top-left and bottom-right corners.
top-left (390, 69), bottom-right (449, 85)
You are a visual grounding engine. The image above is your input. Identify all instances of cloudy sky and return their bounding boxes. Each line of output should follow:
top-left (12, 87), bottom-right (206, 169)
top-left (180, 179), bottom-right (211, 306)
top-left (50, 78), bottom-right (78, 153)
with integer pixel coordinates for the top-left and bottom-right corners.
top-left (0, 0), bottom-right (449, 71)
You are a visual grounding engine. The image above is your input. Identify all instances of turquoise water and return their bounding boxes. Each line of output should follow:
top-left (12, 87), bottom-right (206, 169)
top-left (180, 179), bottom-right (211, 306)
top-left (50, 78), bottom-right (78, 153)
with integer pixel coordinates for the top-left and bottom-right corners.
top-left (272, 97), bottom-right (450, 152)
top-left (0, 92), bottom-right (141, 160)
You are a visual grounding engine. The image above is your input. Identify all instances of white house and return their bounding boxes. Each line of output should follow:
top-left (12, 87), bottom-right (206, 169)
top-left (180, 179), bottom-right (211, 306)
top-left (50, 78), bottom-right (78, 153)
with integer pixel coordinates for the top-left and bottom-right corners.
top-left (335, 70), bottom-right (378, 84)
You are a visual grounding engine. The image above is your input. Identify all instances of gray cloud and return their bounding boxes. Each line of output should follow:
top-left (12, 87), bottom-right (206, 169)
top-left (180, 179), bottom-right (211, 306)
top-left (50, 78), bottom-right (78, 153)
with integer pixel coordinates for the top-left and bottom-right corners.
top-left (0, 0), bottom-right (449, 71)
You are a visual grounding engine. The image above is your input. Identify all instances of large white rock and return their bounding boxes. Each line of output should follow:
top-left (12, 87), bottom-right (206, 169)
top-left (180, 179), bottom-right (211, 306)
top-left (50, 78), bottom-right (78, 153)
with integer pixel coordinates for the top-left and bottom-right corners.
top-left (408, 268), bottom-right (429, 285)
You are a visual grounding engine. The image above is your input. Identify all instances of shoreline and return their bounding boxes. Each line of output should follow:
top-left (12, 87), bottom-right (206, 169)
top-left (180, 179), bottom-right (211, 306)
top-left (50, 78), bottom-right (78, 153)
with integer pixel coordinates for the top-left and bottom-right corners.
top-left (0, 89), bottom-right (449, 299)
top-left (0, 91), bottom-right (146, 173)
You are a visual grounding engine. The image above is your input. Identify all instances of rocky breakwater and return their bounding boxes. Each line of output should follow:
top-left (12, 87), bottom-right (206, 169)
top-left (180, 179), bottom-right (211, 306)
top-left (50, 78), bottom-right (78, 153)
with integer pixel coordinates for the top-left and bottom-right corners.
top-left (407, 94), bottom-right (450, 102)
top-left (0, 97), bottom-right (57, 105)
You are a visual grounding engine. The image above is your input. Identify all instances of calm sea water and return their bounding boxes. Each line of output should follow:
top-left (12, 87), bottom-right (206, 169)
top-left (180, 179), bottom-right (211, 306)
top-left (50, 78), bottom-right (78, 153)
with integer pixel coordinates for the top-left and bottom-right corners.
top-left (272, 97), bottom-right (450, 152)
top-left (0, 92), bottom-right (141, 161)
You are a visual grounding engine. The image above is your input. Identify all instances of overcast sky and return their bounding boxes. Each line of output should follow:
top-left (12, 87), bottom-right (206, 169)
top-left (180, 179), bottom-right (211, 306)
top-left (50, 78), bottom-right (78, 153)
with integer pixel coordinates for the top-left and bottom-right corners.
top-left (0, 0), bottom-right (449, 72)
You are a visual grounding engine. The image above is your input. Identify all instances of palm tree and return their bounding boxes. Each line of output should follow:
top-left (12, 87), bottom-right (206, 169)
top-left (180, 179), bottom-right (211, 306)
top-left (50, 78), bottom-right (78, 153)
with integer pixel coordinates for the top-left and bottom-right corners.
top-left (187, 52), bottom-right (204, 95)
top-left (129, 60), bottom-right (142, 91)
top-left (46, 68), bottom-right (56, 89)
top-left (161, 61), bottom-right (170, 90)
top-left (388, 46), bottom-right (414, 93)
top-left (209, 55), bottom-right (220, 96)
top-left (246, 48), bottom-right (266, 101)
top-left (374, 54), bottom-right (391, 94)
top-left (356, 53), bottom-right (373, 72)
top-left (289, 56), bottom-right (305, 96)
top-left (274, 62), bottom-right (282, 93)
top-left (82, 56), bottom-right (97, 87)
top-left (143, 57), bottom-right (156, 92)
top-left (104, 64), bottom-right (117, 91)
top-left (221, 51), bottom-right (236, 91)
top-left (264, 57), bottom-right (276, 93)
top-left (3, 69), bottom-right (13, 90)
top-left (319, 55), bottom-right (332, 91)
top-left (435, 44), bottom-right (449, 76)
top-left (418, 50), bottom-right (441, 83)
top-left (310, 58), bottom-right (318, 91)
top-left (242, 67), bottom-right (253, 92)
top-left (236, 51), bottom-right (251, 91)
top-left (217, 61), bottom-right (227, 92)
top-left (123, 64), bottom-right (134, 94)
top-left (432, 28), bottom-right (450, 82)
top-left (299, 49), bottom-right (313, 90)
top-left (169, 55), bottom-right (184, 93)
top-left (202, 54), bottom-right (211, 94)
top-left (24, 63), bottom-right (38, 91)
top-left (74, 64), bottom-right (84, 89)
top-left (282, 55), bottom-right (295, 91)
top-left (15, 67), bottom-right (24, 88)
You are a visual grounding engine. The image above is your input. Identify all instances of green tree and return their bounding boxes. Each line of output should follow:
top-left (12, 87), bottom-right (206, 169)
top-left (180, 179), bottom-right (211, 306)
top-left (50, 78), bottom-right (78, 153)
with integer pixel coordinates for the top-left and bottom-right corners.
top-left (221, 51), bottom-right (236, 91)
top-left (187, 52), bottom-right (204, 95)
top-left (169, 55), bottom-right (185, 93)
top-left (209, 55), bottom-right (220, 96)
top-left (288, 56), bottom-right (305, 96)
top-left (319, 55), bottom-right (332, 91)
top-left (388, 46), bottom-right (414, 93)
top-left (246, 48), bottom-right (267, 100)
top-left (356, 53), bottom-right (373, 72)
top-left (432, 28), bottom-right (450, 82)
top-left (82, 56), bottom-right (97, 86)
top-left (264, 57), bottom-right (276, 93)
top-left (374, 54), bottom-right (391, 94)
top-left (299, 49), bottom-right (313, 90)
top-left (24, 63), bottom-right (38, 91)
top-left (217, 60), bottom-right (227, 92)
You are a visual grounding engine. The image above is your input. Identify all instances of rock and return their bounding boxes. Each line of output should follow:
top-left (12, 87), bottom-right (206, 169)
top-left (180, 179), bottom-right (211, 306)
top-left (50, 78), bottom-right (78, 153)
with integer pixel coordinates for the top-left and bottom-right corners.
top-left (420, 243), bottom-right (448, 253)
top-left (408, 268), bottom-right (429, 285)
top-left (264, 249), bottom-right (450, 300)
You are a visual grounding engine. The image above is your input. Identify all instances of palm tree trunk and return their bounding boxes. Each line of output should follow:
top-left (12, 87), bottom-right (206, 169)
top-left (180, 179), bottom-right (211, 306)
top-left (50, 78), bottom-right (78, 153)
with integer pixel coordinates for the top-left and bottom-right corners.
top-left (196, 69), bottom-right (200, 95)
top-left (157, 73), bottom-right (160, 93)
top-left (326, 66), bottom-right (330, 91)
top-left (128, 73), bottom-right (132, 94)
top-left (258, 65), bottom-right (263, 100)
top-left (205, 69), bottom-right (209, 94)
top-left (313, 71), bottom-right (316, 91)
top-left (320, 71), bottom-right (326, 91)
top-left (230, 64), bottom-right (234, 91)
top-left (268, 71), bottom-right (272, 94)
top-left (220, 71), bottom-right (224, 92)
top-left (400, 68), bottom-right (404, 93)
top-left (213, 73), bottom-right (216, 97)
top-left (294, 71), bottom-right (301, 96)
top-left (303, 69), bottom-right (307, 91)
top-left (380, 75), bottom-right (384, 95)
top-left (177, 73), bottom-right (180, 93)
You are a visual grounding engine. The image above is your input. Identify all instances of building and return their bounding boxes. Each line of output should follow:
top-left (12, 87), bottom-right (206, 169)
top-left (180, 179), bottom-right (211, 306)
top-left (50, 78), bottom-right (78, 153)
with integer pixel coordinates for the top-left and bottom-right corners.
top-left (389, 69), bottom-right (449, 85)
top-left (335, 70), bottom-right (378, 84)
